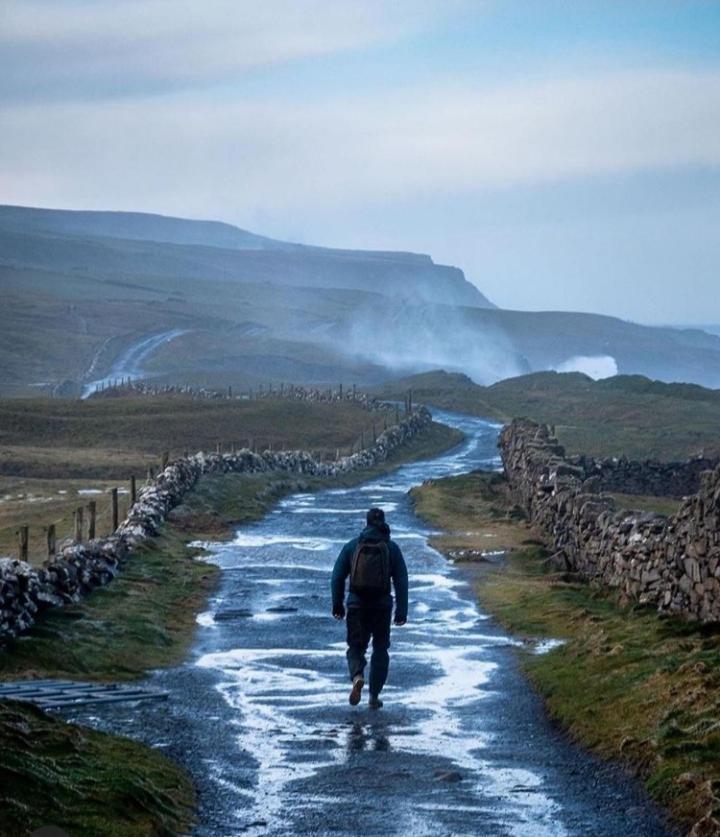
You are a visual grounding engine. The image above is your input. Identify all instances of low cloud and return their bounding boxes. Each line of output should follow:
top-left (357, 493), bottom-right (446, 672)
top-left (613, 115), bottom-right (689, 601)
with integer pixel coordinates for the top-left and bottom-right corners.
top-left (332, 304), bottom-right (527, 385)
top-left (554, 355), bottom-right (619, 380)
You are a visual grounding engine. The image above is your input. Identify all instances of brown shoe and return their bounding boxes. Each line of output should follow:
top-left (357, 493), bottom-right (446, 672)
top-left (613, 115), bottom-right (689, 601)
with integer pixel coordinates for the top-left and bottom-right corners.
top-left (349, 675), bottom-right (364, 706)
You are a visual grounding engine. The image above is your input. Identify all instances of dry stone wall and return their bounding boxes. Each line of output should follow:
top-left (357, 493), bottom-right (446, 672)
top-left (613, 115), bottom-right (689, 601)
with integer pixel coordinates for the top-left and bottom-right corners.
top-left (500, 418), bottom-right (720, 623)
top-left (0, 409), bottom-right (432, 642)
top-left (569, 453), bottom-right (718, 498)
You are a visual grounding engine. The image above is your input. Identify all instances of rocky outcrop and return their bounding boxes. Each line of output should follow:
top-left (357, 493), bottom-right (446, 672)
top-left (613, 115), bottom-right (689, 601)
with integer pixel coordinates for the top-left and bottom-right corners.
top-left (500, 418), bottom-right (720, 623)
top-left (0, 409), bottom-right (432, 642)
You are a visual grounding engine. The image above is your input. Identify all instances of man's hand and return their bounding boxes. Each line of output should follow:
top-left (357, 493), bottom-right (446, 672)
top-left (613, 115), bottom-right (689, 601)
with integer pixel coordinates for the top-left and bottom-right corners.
top-left (332, 605), bottom-right (345, 621)
top-left (394, 617), bottom-right (407, 626)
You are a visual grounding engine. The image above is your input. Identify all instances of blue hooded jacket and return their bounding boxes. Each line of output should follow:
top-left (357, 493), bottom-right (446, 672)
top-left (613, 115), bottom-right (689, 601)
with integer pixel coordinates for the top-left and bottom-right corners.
top-left (331, 522), bottom-right (408, 621)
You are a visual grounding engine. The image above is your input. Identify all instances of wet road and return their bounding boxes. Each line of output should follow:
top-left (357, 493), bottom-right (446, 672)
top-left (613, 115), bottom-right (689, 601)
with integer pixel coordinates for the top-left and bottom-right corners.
top-left (81, 328), bottom-right (186, 398)
top-left (66, 411), bottom-right (671, 836)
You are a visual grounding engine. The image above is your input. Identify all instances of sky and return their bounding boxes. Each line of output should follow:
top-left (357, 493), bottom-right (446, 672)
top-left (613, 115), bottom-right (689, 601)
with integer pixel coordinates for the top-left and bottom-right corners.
top-left (1, 0), bottom-right (719, 324)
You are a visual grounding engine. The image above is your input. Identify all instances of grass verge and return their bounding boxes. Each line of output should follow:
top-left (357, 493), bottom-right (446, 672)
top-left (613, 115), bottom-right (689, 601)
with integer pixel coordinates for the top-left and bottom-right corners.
top-left (0, 418), bottom-right (462, 835)
top-left (0, 700), bottom-right (195, 837)
top-left (413, 469), bottom-right (720, 835)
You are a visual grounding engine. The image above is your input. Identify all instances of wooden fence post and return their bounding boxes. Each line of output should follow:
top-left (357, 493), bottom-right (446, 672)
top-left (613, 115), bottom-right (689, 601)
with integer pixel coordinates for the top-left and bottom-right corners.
top-left (47, 524), bottom-right (56, 559)
top-left (110, 488), bottom-right (119, 532)
top-left (18, 526), bottom-right (28, 561)
top-left (74, 507), bottom-right (84, 543)
top-left (160, 451), bottom-right (169, 470)
top-left (408, 388), bottom-right (413, 414)
top-left (216, 441), bottom-right (222, 455)
top-left (130, 475), bottom-right (137, 504)
top-left (147, 466), bottom-right (155, 481)
top-left (88, 500), bottom-right (97, 540)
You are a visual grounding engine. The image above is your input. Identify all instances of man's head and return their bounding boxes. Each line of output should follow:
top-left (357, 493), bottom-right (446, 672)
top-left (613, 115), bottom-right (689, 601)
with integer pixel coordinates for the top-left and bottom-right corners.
top-left (366, 507), bottom-right (385, 527)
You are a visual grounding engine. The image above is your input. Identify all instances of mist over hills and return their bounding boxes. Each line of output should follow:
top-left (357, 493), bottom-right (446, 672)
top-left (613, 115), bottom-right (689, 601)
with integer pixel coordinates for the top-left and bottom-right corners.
top-left (1, 204), bottom-right (719, 396)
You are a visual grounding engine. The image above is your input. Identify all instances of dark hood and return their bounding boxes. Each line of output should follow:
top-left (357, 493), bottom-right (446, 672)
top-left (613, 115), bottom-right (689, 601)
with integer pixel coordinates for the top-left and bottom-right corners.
top-left (359, 523), bottom-right (391, 543)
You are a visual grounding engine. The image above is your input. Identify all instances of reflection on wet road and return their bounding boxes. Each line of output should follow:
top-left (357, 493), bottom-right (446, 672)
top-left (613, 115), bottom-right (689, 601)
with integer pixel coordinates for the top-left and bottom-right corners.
top-left (66, 411), bottom-right (670, 836)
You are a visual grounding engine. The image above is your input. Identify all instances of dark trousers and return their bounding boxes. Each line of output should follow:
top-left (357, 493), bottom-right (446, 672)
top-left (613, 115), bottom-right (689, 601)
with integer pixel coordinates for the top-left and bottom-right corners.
top-left (346, 605), bottom-right (392, 697)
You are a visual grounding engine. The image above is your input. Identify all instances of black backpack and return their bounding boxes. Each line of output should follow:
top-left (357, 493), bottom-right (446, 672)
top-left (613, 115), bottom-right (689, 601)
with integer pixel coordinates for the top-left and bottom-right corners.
top-left (349, 539), bottom-right (391, 595)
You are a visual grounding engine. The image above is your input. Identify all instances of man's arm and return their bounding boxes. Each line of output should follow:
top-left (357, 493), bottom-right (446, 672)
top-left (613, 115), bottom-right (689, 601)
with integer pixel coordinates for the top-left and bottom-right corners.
top-left (390, 543), bottom-right (408, 625)
top-left (331, 543), bottom-right (352, 619)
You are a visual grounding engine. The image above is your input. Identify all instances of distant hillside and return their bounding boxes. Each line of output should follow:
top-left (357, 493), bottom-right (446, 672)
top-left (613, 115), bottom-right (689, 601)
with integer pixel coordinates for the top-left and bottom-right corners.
top-left (1, 204), bottom-right (719, 397)
top-left (0, 204), bottom-right (286, 252)
top-left (374, 369), bottom-right (720, 460)
top-left (0, 205), bottom-right (491, 308)
top-left (0, 204), bottom-right (443, 264)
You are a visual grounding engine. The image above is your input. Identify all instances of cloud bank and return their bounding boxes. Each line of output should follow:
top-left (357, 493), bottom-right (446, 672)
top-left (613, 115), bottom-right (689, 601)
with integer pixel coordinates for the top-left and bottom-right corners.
top-left (2, 70), bottom-right (718, 217)
top-left (0, 0), bottom-right (465, 101)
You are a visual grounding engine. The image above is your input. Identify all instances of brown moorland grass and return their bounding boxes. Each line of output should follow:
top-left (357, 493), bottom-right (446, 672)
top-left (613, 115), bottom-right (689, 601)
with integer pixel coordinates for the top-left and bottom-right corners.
top-left (0, 395), bottom-right (387, 478)
top-left (0, 394), bottom-right (404, 563)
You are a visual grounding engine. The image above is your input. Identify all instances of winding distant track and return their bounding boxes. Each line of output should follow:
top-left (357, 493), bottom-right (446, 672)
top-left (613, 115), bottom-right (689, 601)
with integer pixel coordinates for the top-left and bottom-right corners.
top-left (64, 411), bottom-right (671, 836)
top-left (81, 329), bottom-right (186, 399)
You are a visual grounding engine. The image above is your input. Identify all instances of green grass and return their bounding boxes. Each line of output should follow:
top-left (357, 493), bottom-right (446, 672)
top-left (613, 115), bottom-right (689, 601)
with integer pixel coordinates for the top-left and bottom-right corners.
top-left (0, 700), bottom-right (195, 837)
top-left (0, 478), bottom-right (233, 836)
top-left (480, 547), bottom-right (720, 830)
top-left (375, 369), bottom-right (720, 460)
top-left (413, 468), bottom-right (720, 833)
top-left (410, 470), bottom-right (529, 557)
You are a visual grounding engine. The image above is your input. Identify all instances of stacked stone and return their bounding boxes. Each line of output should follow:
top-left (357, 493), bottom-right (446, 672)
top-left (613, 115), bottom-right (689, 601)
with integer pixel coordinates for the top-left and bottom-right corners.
top-left (0, 408), bottom-right (432, 642)
top-left (571, 453), bottom-right (718, 498)
top-left (0, 558), bottom-right (43, 636)
top-left (499, 418), bottom-right (720, 623)
top-left (253, 384), bottom-right (389, 412)
top-left (97, 379), bottom-right (393, 412)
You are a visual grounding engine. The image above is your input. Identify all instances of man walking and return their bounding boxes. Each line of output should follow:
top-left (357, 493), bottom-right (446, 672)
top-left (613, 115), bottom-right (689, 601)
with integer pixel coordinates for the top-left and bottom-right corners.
top-left (331, 507), bottom-right (408, 709)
